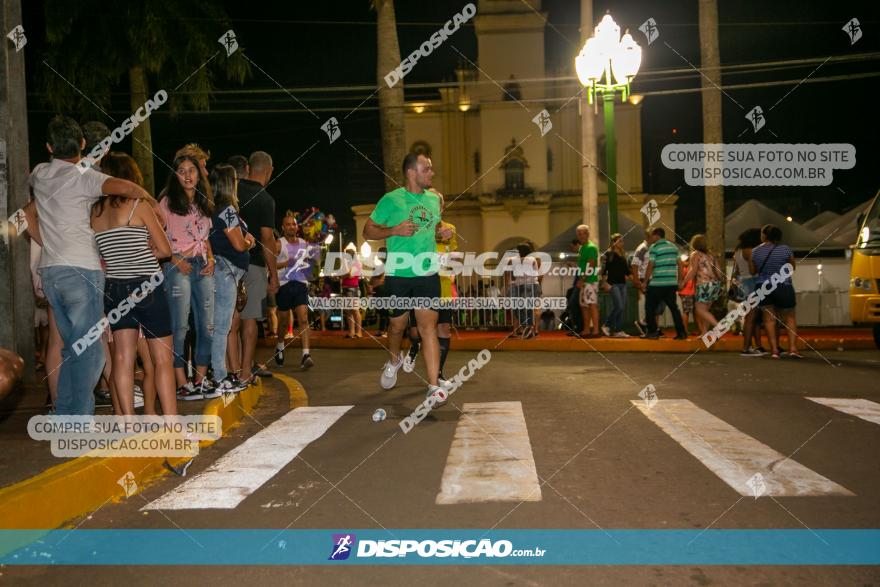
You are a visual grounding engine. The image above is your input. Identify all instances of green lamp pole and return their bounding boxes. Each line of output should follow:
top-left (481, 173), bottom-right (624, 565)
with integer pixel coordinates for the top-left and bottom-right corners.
top-left (576, 14), bottom-right (642, 235)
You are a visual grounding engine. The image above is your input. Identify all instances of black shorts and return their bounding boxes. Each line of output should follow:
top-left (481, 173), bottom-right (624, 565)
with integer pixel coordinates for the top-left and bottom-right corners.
top-left (407, 308), bottom-right (451, 325)
top-left (276, 281), bottom-right (310, 311)
top-left (104, 276), bottom-right (171, 338)
top-left (438, 309), bottom-right (453, 324)
top-left (758, 282), bottom-right (796, 310)
top-left (384, 274), bottom-right (440, 318)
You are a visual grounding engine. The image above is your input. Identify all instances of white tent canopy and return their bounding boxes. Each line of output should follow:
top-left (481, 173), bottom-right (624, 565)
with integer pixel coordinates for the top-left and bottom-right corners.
top-left (803, 210), bottom-right (840, 231)
top-left (724, 199), bottom-right (833, 251)
top-left (809, 198), bottom-right (874, 247)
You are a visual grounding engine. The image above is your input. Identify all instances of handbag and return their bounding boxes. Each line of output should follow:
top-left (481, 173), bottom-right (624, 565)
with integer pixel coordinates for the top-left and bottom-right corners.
top-left (235, 278), bottom-right (248, 313)
top-left (727, 256), bottom-right (744, 302)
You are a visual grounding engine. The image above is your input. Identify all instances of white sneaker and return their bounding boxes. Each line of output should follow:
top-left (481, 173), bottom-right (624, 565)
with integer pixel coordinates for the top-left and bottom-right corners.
top-left (601, 325), bottom-right (611, 337)
top-left (380, 352), bottom-right (404, 390)
top-left (402, 352), bottom-right (417, 373)
top-left (438, 378), bottom-right (456, 394)
top-left (199, 379), bottom-right (222, 399)
top-left (612, 331), bottom-right (631, 338)
top-left (133, 385), bottom-right (145, 408)
top-left (426, 385), bottom-right (448, 407)
top-left (216, 377), bottom-right (247, 394)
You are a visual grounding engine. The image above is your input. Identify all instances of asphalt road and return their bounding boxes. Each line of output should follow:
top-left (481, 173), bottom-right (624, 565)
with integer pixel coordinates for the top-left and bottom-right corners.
top-left (5, 347), bottom-right (880, 586)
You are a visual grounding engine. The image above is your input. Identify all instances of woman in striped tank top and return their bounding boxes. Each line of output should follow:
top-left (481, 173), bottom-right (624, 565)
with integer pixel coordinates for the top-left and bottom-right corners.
top-left (91, 153), bottom-right (175, 415)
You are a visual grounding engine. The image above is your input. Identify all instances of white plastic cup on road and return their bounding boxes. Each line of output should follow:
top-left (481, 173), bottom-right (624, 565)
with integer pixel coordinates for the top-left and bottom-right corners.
top-left (372, 409), bottom-right (387, 422)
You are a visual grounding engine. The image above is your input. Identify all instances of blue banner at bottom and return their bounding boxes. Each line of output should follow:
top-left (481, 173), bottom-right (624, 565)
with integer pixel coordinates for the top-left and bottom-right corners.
top-left (1, 530), bottom-right (879, 565)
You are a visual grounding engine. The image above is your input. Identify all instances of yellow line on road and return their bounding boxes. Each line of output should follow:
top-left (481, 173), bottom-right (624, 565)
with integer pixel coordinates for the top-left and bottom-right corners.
top-left (275, 373), bottom-right (310, 409)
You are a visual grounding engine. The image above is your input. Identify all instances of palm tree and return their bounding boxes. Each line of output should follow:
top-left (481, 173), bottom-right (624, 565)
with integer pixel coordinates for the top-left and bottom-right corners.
top-left (374, 0), bottom-right (405, 191)
top-left (39, 1), bottom-right (249, 193)
top-left (699, 0), bottom-right (725, 267)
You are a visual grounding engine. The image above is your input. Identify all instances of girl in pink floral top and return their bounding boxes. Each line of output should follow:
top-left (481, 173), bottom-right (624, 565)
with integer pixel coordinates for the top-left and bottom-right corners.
top-left (158, 153), bottom-right (218, 399)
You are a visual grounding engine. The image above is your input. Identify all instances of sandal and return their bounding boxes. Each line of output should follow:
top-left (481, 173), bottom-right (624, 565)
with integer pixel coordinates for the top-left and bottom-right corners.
top-left (786, 351), bottom-right (804, 359)
top-left (770, 352), bottom-right (781, 359)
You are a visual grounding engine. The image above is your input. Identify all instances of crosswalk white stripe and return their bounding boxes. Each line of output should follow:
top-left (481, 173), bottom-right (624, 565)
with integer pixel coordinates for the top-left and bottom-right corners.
top-left (436, 401), bottom-right (542, 505)
top-left (142, 406), bottom-right (354, 510)
top-left (632, 399), bottom-right (853, 497)
top-left (807, 398), bottom-right (880, 426)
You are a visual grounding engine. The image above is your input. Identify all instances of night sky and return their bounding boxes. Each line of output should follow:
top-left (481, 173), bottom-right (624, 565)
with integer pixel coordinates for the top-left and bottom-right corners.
top-left (21, 0), bottom-right (880, 241)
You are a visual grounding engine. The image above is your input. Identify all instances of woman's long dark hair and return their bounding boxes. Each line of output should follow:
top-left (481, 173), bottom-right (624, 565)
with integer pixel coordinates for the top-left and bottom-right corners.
top-left (210, 164), bottom-right (238, 212)
top-left (736, 228), bottom-right (762, 250)
top-left (92, 151), bottom-right (143, 216)
top-left (163, 153), bottom-right (213, 217)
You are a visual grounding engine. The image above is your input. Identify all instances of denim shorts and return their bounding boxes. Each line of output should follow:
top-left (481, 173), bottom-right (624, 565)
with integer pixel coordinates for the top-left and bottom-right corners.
top-left (104, 275), bottom-right (171, 338)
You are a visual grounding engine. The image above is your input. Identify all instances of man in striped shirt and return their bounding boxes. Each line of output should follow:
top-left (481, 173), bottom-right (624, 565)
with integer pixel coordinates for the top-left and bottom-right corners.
top-left (642, 227), bottom-right (687, 339)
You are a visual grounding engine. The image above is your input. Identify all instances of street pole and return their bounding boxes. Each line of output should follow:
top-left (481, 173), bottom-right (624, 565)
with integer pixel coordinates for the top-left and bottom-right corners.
top-left (0, 0), bottom-right (35, 380)
top-left (579, 0), bottom-right (599, 236)
top-left (699, 0), bottom-right (725, 268)
top-left (603, 91), bottom-right (617, 234)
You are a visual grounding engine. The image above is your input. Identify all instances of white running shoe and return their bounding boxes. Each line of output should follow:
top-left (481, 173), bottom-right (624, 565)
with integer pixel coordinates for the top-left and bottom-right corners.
top-left (380, 352), bottom-right (404, 390)
top-left (402, 352), bottom-right (417, 373)
top-left (199, 378), bottom-right (222, 400)
top-left (426, 385), bottom-right (448, 407)
top-left (601, 325), bottom-right (611, 337)
top-left (438, 378), bottom-right (456, 394)
top-left (216, 377), bottom-right (247, 394)
top-left (612, 331), bottom-right (631, 338)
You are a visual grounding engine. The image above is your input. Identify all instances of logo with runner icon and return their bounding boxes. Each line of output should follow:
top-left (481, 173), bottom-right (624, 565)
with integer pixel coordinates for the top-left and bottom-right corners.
top-left (328, 533), bottom-right (356, 560)
top-left (408, 204), bottom-right (435, 233)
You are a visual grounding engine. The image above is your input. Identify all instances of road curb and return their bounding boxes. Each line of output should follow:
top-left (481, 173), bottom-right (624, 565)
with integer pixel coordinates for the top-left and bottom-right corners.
top-left (265, 333), bottom-right (874, 353)
top-left (0, 377), bottom-right (273, 533)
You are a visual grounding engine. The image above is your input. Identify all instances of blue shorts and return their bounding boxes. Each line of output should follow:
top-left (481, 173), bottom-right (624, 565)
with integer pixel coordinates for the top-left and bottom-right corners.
top-left (758, 282), bottom-right (796, 310)
top-left (104, 276), bottom-right (171, 338)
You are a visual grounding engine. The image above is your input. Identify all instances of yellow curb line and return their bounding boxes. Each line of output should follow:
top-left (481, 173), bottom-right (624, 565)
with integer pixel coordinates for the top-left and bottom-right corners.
top-left (275, 373), bottom-right (309, 410)
top-left (293, 335), bottom-right (874, 353)
top-left (0, 379), bottom-right (268, 534)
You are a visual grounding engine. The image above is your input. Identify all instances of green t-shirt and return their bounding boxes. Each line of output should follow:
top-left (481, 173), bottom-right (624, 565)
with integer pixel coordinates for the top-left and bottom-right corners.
top-left (369, 187), bottom-right (441, 277)
top-left (648, 239), bottom-right (680, 286)
top-left (578, 241), bottom-right (599, 284)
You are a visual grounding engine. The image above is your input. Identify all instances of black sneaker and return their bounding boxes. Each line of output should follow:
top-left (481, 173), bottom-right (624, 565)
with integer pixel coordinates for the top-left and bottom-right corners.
top-left (252, 365), bottom-right (273, 378)
top-left (177, 382), bottom-right (204, 401)
top-left (216, 376), bottom-right (247, 394)
top-left (198, 378), bottom-right (221, 399)
top-left (274, 343), bottom-right (285, 366)
top-left (641, 332), bottom-right (661, 340)
top-left (300, 354), bottom-right (314, 370)
top-left (94, 389), bottom-right (112, 408)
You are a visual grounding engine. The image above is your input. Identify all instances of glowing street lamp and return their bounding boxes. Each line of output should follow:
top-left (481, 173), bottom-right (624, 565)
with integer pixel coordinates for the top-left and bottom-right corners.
top-left (575, 14), bottom-right (642, 234)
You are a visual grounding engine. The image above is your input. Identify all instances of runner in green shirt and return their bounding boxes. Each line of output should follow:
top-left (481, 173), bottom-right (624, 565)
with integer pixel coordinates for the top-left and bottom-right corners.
top-left (363, 154), bottom-right (453, 405)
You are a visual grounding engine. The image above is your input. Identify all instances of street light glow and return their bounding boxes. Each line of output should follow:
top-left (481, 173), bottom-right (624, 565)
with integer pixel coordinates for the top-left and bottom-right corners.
top-left (575, 15), bottom-right (641, 91)
top-left (612, 33), bottom-right (642, 84)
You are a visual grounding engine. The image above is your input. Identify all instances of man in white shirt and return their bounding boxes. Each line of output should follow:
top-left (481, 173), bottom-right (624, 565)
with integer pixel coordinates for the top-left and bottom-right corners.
top-left (31, 116), bottom-right (153, 414)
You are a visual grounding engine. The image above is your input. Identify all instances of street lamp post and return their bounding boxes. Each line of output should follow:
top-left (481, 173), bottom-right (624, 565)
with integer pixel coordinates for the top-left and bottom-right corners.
top-left (575, 14), bottom-right (642, 235)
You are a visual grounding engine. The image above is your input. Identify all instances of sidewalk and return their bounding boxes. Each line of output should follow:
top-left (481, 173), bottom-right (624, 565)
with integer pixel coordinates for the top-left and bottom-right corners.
top-left (0, 375), bottom-right (291, 533)
top-left (262, 327), bottom-right (876, 353)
